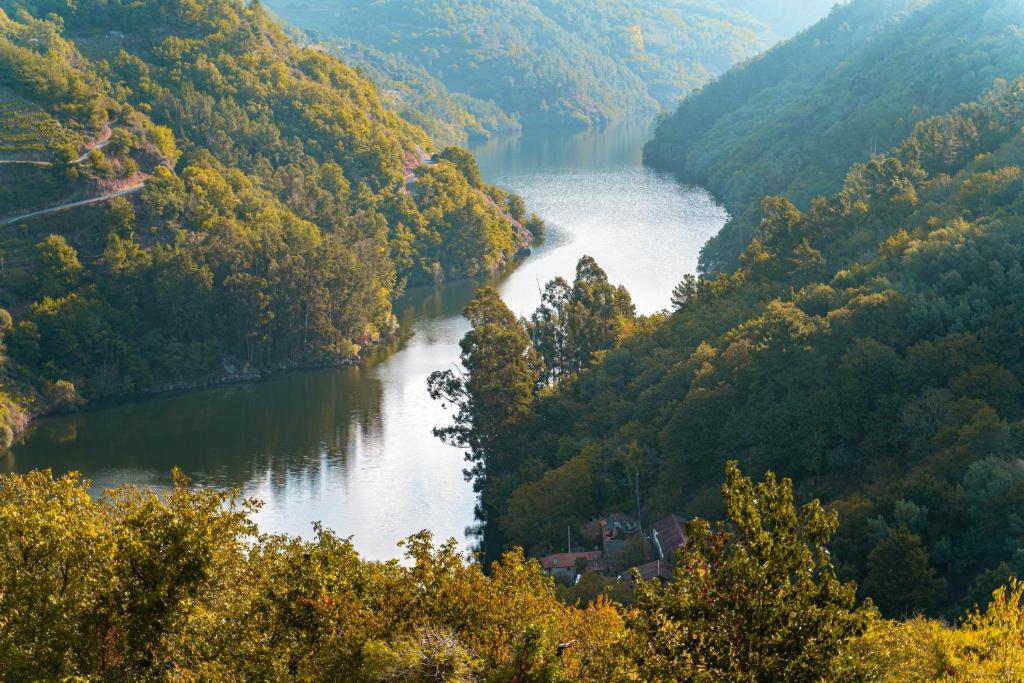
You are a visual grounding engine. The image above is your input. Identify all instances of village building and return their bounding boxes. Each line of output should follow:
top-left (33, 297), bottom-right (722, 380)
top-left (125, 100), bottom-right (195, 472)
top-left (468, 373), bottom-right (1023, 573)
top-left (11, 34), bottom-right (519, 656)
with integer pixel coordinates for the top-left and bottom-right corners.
top-left (539, 550), bottom-right (608, 584)
top-left (539, 513), bottom-right (687, 585)
top-left (652, 513), bottom-right (687, 560)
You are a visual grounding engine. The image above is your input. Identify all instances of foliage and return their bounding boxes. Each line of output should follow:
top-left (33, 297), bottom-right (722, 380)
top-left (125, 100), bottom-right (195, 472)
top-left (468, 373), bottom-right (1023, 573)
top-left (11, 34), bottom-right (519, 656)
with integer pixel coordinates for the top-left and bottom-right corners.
top-left (323, 38), bottom-right (521, 147)
top-left (839, 580), bottom-right (1024, 681)
top-left (526, 256), bottom-right (635, 385)
top-left (3, 464), bottom-right (1022, 680)
top-left (269, 0), bottom-right (773, 131)
top-left (0, 0), bottom-right (532, 420)
top-left (0, 469), bottom-right (633, 682)
top-left (429, 287), bottom-right (542, 492)
top-left (631, 462), bottom-right (869, 681)
top-left (467, 76), bottom-right (1024, 616)
top-left (647, 0), bottom-right (1024, 273)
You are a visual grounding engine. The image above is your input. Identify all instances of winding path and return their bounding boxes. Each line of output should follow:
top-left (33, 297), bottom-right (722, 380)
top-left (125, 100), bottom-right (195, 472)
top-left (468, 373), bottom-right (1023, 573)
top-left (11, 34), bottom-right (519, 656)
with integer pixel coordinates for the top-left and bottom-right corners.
top-left (0, 183), bottom-right (145, 227)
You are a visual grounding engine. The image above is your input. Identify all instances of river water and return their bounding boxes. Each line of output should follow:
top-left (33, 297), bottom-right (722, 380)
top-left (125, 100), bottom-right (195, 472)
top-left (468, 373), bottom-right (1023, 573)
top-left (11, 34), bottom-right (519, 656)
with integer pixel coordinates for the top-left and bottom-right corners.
top-left (2, 121), bottom-right (726, 560)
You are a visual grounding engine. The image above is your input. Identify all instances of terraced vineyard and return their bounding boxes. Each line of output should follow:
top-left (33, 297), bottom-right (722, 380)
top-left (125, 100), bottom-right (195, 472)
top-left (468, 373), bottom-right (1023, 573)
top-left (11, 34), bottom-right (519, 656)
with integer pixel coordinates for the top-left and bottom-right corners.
top-left (0, 98), bottom-right (79, 159)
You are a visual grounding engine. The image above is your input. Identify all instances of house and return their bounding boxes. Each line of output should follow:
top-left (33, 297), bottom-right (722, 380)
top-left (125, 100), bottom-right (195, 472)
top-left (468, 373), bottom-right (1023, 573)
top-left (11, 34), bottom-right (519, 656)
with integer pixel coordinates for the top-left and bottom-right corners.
top-left (537, 512), bottom-right (687, 586)
top-left (601, 514), bottom-right (640, 563)
top-left (619, 559), bottom-right (674, 584)
top-left (539, 551), bottom-right (608, 584)
top-left (652, 514), bottom-right (687, 560)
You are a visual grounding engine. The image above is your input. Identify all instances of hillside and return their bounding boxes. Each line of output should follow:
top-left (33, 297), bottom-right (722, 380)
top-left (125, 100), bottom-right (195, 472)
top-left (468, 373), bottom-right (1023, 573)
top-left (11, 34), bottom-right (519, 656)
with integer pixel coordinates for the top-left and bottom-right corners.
top-left (324, 39), bottom-right (522, 148)
top-left (445, 76), bottom-right (1024, 618)
top-left (268, 0), bottom-right (771, 132)
top-left (646, 0), bottom-right (1024, 273)
top-left (0, 0), bottom-right (540, 445)
top-left (732, 0), bottom-right (841, 36)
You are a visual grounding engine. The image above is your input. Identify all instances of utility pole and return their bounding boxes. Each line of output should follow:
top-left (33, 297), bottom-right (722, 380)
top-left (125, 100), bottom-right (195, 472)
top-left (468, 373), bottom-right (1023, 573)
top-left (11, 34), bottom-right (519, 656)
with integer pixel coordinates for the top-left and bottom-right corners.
top-left (635, 466), bottom-right (642, 531)
top-left (567, 525), bottom-right (572, 553)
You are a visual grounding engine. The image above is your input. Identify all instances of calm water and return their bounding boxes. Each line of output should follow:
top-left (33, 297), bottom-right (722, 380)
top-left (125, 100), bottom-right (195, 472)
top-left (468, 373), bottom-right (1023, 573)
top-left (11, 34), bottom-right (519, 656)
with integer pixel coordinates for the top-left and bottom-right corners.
top-left (2, 121), bottom-right (726, 560)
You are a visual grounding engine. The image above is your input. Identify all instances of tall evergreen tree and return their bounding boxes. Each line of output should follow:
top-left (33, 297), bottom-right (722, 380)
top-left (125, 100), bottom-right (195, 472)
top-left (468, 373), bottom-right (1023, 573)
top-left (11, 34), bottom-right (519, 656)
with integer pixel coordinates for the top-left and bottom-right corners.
top-left (428, 287), bottom-right (542, 488)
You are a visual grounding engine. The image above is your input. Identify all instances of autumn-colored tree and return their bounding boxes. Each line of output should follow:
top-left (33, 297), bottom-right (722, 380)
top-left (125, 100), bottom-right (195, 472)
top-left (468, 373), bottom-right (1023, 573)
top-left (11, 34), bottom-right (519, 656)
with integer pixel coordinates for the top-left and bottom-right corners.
top-left (630, 462), bottom-right (869, 681)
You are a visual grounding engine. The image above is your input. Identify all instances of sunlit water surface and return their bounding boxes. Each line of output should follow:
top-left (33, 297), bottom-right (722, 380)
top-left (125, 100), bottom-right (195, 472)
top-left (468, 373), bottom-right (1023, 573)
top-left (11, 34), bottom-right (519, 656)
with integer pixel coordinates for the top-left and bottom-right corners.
top-left (2, 121), bottom-right (726, 560)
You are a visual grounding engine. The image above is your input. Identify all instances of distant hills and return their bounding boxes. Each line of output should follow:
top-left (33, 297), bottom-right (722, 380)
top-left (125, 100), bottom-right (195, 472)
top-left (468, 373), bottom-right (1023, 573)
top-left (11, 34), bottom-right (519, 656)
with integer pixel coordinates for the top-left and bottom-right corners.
top-left (646, 0), bottom-right (1024, 273)
top-left (268, 0), bottom-right (780, 142)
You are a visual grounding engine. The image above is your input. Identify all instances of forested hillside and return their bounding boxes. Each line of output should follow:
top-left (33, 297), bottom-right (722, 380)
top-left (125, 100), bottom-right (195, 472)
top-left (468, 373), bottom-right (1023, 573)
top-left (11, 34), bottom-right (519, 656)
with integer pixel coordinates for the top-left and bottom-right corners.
top-left (438, 77), bottom-right (1024, 619)
top-left (646, 0), bottom-right (1024, 273)
top-left (324, 39), bottom-right (522, 147)
top-left (0, 0), bottom-right (540, 446)
top-left (268, 0), bottom-right (771, 133)
top-left (731, 0), bottom-right (839, 36)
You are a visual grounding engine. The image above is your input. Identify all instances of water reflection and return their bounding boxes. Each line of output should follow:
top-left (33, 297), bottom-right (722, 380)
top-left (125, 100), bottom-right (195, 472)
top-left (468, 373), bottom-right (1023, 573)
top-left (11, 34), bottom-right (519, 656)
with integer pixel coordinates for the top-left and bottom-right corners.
top-left (5, 121), bottom-right (727, 560)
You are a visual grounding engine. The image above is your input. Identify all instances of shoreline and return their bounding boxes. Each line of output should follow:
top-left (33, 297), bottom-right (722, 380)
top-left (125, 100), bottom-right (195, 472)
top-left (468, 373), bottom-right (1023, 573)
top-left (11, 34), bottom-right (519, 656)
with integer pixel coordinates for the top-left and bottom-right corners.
top-left (3, 245), bottom-right (538, 454)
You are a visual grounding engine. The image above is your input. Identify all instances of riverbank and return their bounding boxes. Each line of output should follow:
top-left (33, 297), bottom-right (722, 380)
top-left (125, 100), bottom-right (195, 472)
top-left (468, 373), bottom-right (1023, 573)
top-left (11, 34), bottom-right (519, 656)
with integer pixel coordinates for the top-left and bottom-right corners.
top-left (1, 241), bottom-right (541, 454)
top-left (6, 121), bottom-right (725, 558)
top-left (1, 353), bottom-right (359, 451)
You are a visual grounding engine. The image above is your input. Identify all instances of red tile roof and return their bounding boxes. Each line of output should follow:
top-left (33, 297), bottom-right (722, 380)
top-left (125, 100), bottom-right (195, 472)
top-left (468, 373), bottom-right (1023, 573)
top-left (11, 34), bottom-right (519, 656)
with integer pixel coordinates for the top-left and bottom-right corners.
top-left (539, 551), bottom-right (607, 572)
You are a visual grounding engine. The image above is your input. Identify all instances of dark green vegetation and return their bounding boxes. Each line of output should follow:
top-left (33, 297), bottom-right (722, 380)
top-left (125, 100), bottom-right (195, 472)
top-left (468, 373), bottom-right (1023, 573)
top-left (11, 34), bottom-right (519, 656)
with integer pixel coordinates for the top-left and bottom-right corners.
top-left (268, 0), bottom-right (772, 134)
top-left (5, 464), bottom-right (1023, 680)
top-left (439, 76), bottom-right (1024, 619)
top-left (647, 0), bottom-right (1024, 273)
top-left (0, 0), bottom-right (539, 445)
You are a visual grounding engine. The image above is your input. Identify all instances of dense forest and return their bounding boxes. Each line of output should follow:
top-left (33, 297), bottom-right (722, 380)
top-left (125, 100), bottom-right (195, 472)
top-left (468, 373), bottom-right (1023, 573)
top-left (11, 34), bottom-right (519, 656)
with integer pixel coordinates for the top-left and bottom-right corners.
top-left (0, 0), bottom-right (541, 447)
top-left (435, 76), bottom-right (1024, 620)
top-left (2, 464), bottom-right (1022, 680)
top-left (646, 0), bottom-right (1024, 273)
top-left (322, 39), bottom-right (522, 148)
top-left (268, 0), bottom-right (773, 134)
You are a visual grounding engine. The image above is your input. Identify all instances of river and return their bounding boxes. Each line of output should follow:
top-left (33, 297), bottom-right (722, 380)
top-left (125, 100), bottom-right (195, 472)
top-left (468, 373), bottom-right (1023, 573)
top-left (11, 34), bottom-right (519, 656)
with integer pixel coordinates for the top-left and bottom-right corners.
top-left (1, 121), bottom-right (727, 561)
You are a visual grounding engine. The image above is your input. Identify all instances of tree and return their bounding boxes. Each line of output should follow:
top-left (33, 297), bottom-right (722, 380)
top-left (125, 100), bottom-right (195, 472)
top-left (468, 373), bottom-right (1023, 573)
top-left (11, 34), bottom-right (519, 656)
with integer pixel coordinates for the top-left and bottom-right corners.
top-left (527, 256), bottom-right (634, 383)
top-left (429, 287), bottom-right (542, 487)
top-left (566, 256), bottom-right (634, 373)
top-left (434, 147), bottom-right (482, 187)
top-left (630, 462), bottom-right (869, 682)
top-left (524, 212), bottom-right (546, 242)
top-left (527, 276), bottom-right (572, 385)
top-left (87, 147), bottom-right (114, 178)
top-left (507, 192), bottom-right (526, 221)
top-left (109, 127), bottom-right (135, 156)
top-left (0, 309), bottom-right (12, 340)
top-left (670, 273), bottom-right (698, 310)
top-left (862, 529), bottom-right (947, 618)
top-left (104, 198), bottom-right (136, 239)
top-left (34, 235), bottom-right (83, 298)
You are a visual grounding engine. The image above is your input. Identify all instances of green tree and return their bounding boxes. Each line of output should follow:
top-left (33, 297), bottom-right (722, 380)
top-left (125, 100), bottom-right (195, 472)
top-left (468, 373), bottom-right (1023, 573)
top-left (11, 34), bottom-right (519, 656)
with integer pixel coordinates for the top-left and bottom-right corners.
top-left (435, 147), bottom-right (483, 187)
top-left (428, 287), bottom-right (542, 487)
top-left (862, 529), bottom-right (947, 618)
top-left (109, 127), bottom-right (134, 156)
top-left (0, 309), bottom-right (12, 339)
top-left (630, 462), bottom-right (869, 681)
top-left (527, 256), bottom-right (634, 382)
top-left (507, 192), bottom-right (526, 221)
top-left (34, 235), bottom-right (83, 298)
top-left (104, 197), bottom-right (136, 239)
top-left (670, 273), bottom-right (699, 310)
